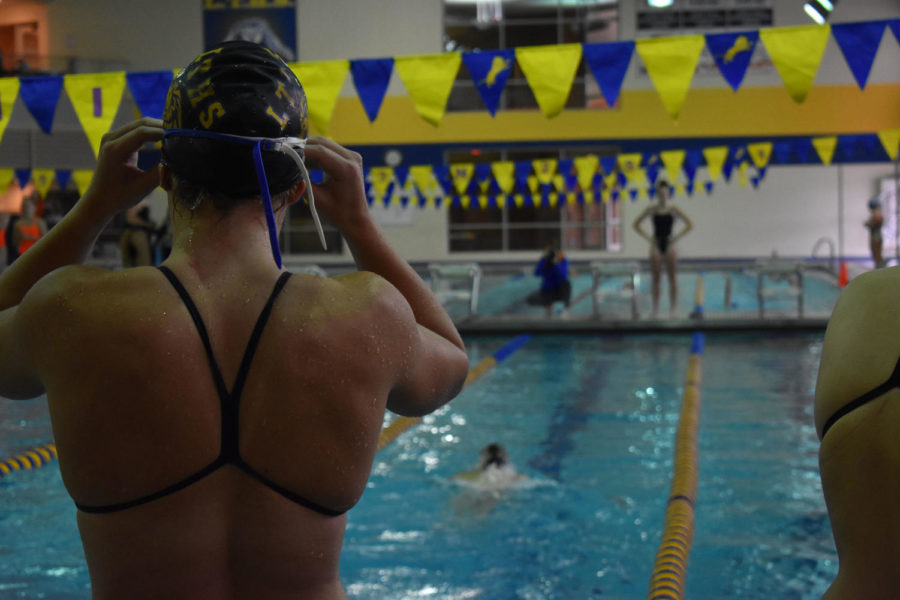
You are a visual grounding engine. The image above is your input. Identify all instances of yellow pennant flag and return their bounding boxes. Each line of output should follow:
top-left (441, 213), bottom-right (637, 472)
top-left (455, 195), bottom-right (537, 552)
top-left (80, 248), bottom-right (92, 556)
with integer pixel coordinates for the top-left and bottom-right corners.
top-left (635, 35), bottom-right (705, 120)
top-left (553, 174), bottom-right (566, 193)
top-left (527, 175), bottom-right (539, 194)
top-left (368, 166), bottom-right (394, 202)
top-left (759, 24), bottom-right (831, 104)
top-left (566, 193), bottom-right (577, 205)
top-left (0, 78), bottom-right (20, 145)
top-left (32, 169), bottom-right (55, 199)
top-left (618, 153), bottom-right (643, 184)
top-left (0, 169), bottom-right (14, 195)
top-left (878, 129), bottom-right (900, 161)
top-left (64, 72), bottom-right (126, 157)
top-left (675, 182), bottom-right (687, 196)
top-left (660, 150), bottom-right (686, 183)
top-left (477, 195), bottom-right (489, 210)
top-left (584, 190), bottom-right (594, 204)
top-left (289, 60), bottom-right (350, 136)
top-left (496, 195), bottom-right (506, 208)
top-left (747, 142), bottom-right (773, 169)
top-left (395, 53), bottom-right (461, 127)
top-left (548, 194), bottom-right (559, 208)
top-left (73, 169), bottom-right (94, 197)
top-left (450, 163), bottom-right (474, 195)
top-left (601, 189), bottom-right (611, 204)
top-left (514, 194), bottom-right (525, 208)
top-left (410, 165), bottom-right (438, 199)
top-left (703, 146), bottom-right (729, 181)
top-left (738, 162), bottom-right (749, 187)
top-left (515, 44), bottom-right (582, 119)
top-left (812, 136), bottom-right (838, 165)
top-left (638, 187), bottom-right (649, 201)
top-left (460, 195), bottom-right (471, 210)
top-left (532, 158), bottom-right (557, 185)
top-left (574, 155), bottom-right (598, 192)
top-left (491, 161), bottom-right (515, 194)
top-left (603, 172), bottom-right (618, 191)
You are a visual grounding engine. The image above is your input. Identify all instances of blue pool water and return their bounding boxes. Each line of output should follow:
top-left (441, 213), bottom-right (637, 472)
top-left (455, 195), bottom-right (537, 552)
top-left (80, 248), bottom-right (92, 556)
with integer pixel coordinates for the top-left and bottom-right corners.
top-left (0, 332), bottom-right (836, 598)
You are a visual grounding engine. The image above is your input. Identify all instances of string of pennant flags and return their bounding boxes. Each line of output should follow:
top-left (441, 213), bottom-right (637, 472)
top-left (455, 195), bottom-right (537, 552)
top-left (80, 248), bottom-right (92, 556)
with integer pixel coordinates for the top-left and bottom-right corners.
top-left (356, 131), bottom-right (900, 210)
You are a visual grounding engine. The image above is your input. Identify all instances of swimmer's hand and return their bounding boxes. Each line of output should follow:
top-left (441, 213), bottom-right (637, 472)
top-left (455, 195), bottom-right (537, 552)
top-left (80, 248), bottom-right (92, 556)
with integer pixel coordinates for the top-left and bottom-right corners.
top-left (83, 118), bottom-right (164, 218)
top-left (302, 137), bottom-right (371, 236)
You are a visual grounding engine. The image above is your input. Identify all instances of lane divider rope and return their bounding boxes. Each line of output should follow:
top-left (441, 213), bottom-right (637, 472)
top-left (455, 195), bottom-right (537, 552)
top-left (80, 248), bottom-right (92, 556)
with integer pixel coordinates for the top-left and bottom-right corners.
top-left (0, 443), bottom-right (58, 480)
top-left (647, 332), bottom-right (704, 600)
top-left (376, 334), bottom-right (531, 452)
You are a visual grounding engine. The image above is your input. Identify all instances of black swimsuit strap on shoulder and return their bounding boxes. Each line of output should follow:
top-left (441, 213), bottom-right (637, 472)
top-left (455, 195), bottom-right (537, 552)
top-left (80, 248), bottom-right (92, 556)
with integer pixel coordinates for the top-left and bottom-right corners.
top-left (821, 355), bottom-right (900, 439)
top-left (75, 267), bottom-right (345, 517)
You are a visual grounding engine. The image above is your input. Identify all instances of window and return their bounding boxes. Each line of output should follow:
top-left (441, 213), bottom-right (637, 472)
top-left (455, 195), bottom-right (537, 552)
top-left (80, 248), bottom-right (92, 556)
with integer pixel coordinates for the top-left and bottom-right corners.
top-left (446, 146), bottom-right (622, 253)
top-left (281, 201), bottom-right (344, 255)
top-left (443, 0), bottom-right (619, 113)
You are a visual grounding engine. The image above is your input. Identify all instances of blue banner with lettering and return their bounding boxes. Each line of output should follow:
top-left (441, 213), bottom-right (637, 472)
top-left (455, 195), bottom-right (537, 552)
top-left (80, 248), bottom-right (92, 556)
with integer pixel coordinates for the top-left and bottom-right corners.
top-left (203, 0), bottom-right (297, 62)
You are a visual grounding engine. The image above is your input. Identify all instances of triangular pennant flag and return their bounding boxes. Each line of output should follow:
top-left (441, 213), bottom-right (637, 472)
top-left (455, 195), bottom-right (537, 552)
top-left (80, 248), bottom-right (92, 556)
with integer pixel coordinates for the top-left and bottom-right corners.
top-left (773, 141), bottom-right (792, 164)
top-left (747, 142), bottom-right (773, 168)
top-left (574, 155), bottom-right (599, 192)
top-left (350, 58), bottom-right (393, 123)
top-left (552, 174), bottom-right (566, 193)
top-left (813, 136), bottom-right (838, 165)
top-left (635, 35), bottom-right (705, 119)
top-left (704, 31), bottom-right (759, 91)
top-left (722, 159), bottom-right (735, 182)
top-left (837, 135), bottom-right (860, 161)
top-left (64, 72), bottom-right (127, 157)
top-left (395, 53), bottom-right (461, 127)
top-left (0, 169), bottom-right (14, 194)
top-left (461, 50), bottom-right (515, 117)
top-left (675, 182), bottom-right (687, 196)
top-left (738, 163), bottom-right (749, 187)
top-left (126, 71), bottom-right (173, 119)
top-left (31, 168), bottom-right (55, 198)
top-left (14, 169), bottom-right (30, 190)
top-left (599, 155), bottom-right (618, 176)
top-left (751, 176), bottom-right (760, 189)
top-left (645, 163), bottom-right (660, 187)
top-left (793, 138), bottom-right (814, 164)
top-left (55, 169), bottom-right (72, 190)
top-left (890, 19), bottom-right (900, 44)
top-left (492, 161), bottom-right (515, 194)
top-left (582, 41), bottom-right (634, 107)
top-left (514, 161), bottom-right (533, 191)
top-left (629, 188), bottom-right (638, 201)
top-left (757, 167), bottom-right (768, 181)
top-left (515, 44), bottom-right (582, 118)
top-left (290, 60), bottom-right (350, 135)
top-left (367, 166), bottom-right (394, 202)
top-left (703, 146), bottom-right (728, 181)
top-left (73, 170), bottom-right (93, 197)
top-left (450, 163), bottom-right (475, 195)
top-left (660, 150), bottom-right (686, 183)
top-left (20, 76), bottom-right (63, 134)
top-left (477, 195), bottom-right (489, 210)
top-left (532, 158), bottom-right (557, 186)
top-left (637, 186), bottom-right (649, 201)
top-left (704, 181), bottom-right (714, 195)
top-left (684, 150), bottom-right (702, 185)
top-left (394, 165), bottom-right (410, 189)
top-left (0, 77), bottom-right (20, 145)
top-left (759, 24), bottom-right (831, 104)
top-left (526, 175), bottom-right (539, 194)
top-left (474, 163), bottom-right (493, 194)
top-left (831, 21), bottom-right (887, 90)
top-left (877, 129), bottom-right (900, 160)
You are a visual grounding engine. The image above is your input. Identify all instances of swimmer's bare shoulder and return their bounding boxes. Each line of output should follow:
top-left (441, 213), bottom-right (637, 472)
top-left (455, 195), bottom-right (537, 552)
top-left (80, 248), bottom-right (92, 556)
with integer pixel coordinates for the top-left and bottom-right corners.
top-left (815, 266), bottom-right (900, 437)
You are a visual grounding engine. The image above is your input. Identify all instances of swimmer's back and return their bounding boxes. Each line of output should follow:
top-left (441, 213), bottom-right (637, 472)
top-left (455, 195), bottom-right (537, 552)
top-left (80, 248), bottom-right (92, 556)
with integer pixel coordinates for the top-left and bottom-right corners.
top-left (14, 262), bottom-right (432, 599)
top-left (815, 266), bottom-right (900, 599)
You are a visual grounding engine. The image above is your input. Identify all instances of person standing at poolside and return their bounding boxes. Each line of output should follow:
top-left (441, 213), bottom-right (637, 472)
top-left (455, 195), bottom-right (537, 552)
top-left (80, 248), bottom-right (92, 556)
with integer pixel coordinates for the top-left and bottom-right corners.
top-left (13, 194), bottom-right (46, 256)
top-left (815, 266), bottom-right (900, 599)
top-left (632, 180), bottom-right (693, 318)
top-left (526, 246), bottom-right (572, 317)
top-left (0, 42), bottom-right (469, 599)
top-left (864, 197), bottom-right (884, 268)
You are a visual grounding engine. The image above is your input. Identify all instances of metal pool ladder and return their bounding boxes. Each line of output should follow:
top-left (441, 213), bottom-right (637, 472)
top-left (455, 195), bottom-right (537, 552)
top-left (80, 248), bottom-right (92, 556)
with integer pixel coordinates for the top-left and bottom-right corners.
top-left (427, 262), bottom-right (482, 315)
top-left (757, 261), bottom-right (804, 318)
top-left (591, 261), bottom-right (640, 320)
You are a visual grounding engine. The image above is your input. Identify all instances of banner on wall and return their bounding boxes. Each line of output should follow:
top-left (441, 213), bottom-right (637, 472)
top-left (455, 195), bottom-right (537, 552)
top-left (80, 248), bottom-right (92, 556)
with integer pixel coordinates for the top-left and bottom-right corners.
top-left (203, 0), bottom-right (297, 62)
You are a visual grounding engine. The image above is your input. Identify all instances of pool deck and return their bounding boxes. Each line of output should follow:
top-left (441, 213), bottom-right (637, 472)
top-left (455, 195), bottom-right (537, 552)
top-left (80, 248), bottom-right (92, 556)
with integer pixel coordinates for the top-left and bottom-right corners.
top-left (454, 310), bottom-right (831, 335)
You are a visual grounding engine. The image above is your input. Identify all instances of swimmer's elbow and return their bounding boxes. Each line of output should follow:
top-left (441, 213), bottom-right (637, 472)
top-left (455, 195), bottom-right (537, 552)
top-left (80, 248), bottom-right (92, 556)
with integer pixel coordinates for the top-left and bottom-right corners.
top-left (388, 344), bottom-right (468, 418)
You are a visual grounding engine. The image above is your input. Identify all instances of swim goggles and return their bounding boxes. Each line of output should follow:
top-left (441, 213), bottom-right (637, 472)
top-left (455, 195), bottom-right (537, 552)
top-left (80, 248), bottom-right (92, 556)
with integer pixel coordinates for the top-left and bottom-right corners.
top-left (163, 128), bottom-right (327, 268)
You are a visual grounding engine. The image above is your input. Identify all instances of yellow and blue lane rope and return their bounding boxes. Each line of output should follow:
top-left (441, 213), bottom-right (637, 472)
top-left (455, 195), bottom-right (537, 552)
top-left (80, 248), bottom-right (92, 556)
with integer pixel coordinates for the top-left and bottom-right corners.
top-left (647, 332), bottom-right (704, 600)
top-left (376, 334), bottom-right (531, 452)
top-left (689, 273), bottom-right (705, 319)
top-left (0, 443), bottom-right (58, 481)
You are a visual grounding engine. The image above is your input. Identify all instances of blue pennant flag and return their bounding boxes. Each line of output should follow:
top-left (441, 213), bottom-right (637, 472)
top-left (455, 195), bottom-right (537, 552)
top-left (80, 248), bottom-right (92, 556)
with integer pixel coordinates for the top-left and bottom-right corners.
top-left (837, 135), bottom-right (860, 161)
top-left (611, 190), bottom-right (620, 202)
top-left (792, 138), bottom-right (814, 164)
top-left (773, 141), bottom-right (792, 164)
top-left (514, 161), bottom-right (533, 192)
top-left (705, 31), bottom-right (758, 91)
top-left (432, 165), bottom-right (454, 196)
top-left (888, 19), bottom-right (900, 44)
top-left (582, 40), bottom-right (634, 107)
top-left (686, 182), bottom-right (695, 196)
top-left (751, 176), bottom-right (760, 189)
top-left (617, 172), bottom-right (627, 188)
top-left (14, 169), bottom-right (30, 189)
top-left (757, 167), bottom-right (767, 181)
top-left (832, 21), bottom-right (887, 90)
top-left (629, 188), bottom-right (638, 202)
top-left (451, 196), bottom-right (461, 208)
top-left (646, 163), bottom-right (660, 187)
top-left (462, 50), bottom-right (514, 117)
top-left (20, 76), bottom-right (63, 134)
top-left (721, 159), bottom-right (735, 182)
top-left (859, 134), bottom-right (879, 159)
top-left (126, 71), bottom-right (174, 119)
top-left (600, 155), bottom-right (618, 175)
top-left (55, 169), bottom-right (72, 190)
top-left (558, 159), bottom-right (577, 190)
top-left (704, 181), bottom-right (714, 195)
top-left (350, 58), bottom-right (394, 123)
top-left (684, 150), bottom-right (702, 185)
top-left (474, 162), bottom-right (494, 194)
top-left (394, 165), bottom-right (410, 188)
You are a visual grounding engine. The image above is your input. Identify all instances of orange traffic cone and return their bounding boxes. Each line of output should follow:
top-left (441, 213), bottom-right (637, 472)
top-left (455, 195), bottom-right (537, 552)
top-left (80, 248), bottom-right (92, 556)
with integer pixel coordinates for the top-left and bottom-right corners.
top-left (838, 262), bottom-right (849, 288)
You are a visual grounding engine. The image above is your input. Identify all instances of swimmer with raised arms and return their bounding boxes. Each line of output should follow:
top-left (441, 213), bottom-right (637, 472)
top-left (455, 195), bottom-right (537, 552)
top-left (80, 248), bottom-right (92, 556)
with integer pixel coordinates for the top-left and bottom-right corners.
top-left (0, 42), bottom-right (469, 599)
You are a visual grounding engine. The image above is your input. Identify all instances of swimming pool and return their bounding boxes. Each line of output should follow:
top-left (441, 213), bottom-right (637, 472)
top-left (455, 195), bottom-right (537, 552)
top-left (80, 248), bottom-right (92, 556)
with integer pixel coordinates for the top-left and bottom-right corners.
top-left (0, 331), bottom-right (836, 598)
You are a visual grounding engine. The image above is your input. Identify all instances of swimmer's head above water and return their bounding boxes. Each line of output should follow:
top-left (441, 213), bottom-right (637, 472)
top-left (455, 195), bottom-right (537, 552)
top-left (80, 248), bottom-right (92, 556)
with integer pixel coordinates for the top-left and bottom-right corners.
top-left (161, 40), bottom-right (325, 266)
top-left (477, 443), bottom-right (510, 470)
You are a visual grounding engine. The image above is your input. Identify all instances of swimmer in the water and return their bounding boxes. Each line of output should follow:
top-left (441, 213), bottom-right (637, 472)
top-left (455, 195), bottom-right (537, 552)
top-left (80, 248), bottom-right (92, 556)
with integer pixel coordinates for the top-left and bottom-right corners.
top-left (454, 443), bottom-right (528, 487)
top-left (0, 42), bottom-right (468, 599)
top-left (632, 179), bottom-right (693, 318)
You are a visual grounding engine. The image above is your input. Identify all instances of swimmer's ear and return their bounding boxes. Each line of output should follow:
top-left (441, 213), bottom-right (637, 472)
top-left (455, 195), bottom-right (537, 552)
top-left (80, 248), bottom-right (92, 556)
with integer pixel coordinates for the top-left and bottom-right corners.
top-left (288, 180), bottom-right (306, 205)
top-left (159, 163), bottom-right (173, 192)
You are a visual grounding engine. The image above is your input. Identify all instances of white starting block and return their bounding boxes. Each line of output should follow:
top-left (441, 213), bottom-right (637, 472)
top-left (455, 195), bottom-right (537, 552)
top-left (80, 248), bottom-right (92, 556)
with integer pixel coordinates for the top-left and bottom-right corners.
top-left (757, 261), bottom-right (804, 318)
top-left (591, 261), bottom-right (640, 320)
top-left (427, 262), bottom-right (482, 315)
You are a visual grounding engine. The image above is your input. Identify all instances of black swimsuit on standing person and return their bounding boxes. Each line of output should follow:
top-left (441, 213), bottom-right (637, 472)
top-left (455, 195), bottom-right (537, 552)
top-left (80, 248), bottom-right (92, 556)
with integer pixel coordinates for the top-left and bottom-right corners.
top-left (74, 266), bottom-right (346, 517)
top-left (653, 212), bottom-right (674, 254)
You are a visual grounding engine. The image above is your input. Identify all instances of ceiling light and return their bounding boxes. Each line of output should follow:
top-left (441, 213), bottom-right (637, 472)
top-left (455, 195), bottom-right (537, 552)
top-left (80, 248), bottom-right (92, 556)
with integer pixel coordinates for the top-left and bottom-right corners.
top-left (804, 2), bottom-right (826, 24)
top-left (648, 0), bottom-right (675, 6)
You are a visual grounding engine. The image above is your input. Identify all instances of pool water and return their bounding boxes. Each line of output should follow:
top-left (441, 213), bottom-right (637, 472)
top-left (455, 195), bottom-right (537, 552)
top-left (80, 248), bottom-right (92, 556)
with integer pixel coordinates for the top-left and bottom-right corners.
top-left (0, 339), bottom-right (837, 597)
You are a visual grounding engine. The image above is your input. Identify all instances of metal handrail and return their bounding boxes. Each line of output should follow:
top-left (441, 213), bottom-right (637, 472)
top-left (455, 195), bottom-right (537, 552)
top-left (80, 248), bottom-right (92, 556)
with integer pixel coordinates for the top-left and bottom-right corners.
top-left (428, 262), bottom-right (482, 315)
top-left (590, 261), bottom-right (639, 320)
top-left (811, 237), bottom-right (836, 273)
top-left (757, 262), bottom-right (804, 319)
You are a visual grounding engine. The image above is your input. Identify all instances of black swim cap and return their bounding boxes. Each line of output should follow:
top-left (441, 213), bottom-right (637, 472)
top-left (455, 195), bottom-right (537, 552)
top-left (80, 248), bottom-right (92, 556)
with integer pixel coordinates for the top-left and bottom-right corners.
top-left (162, 41), bottom-right (309, 197)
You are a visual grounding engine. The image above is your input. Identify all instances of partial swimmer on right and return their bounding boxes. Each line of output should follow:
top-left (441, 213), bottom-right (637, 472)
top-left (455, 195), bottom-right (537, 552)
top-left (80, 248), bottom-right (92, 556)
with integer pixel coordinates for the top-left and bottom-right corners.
top-left (632, 179), bottom-right (693, 318)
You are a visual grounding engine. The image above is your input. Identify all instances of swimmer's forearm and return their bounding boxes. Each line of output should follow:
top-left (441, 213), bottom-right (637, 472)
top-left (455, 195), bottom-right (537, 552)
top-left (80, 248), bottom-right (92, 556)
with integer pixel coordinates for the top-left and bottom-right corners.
top-left (0, 198), bottom-right (113, 309)
top-left (343, 219), bottom-right (465, 352)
